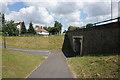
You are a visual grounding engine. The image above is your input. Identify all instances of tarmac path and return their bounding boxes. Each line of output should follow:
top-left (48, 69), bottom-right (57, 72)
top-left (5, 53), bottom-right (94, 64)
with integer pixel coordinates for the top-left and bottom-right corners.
top-left (3, 46), bottom-right (74, 78)
top-left (28, 50), bottom-right (73, 78)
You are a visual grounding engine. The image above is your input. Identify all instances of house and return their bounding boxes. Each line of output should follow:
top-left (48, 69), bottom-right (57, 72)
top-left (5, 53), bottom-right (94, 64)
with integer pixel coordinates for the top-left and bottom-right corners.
top-left (35, 26), bottom-right (49, 36)
top-left (15, 22), bottom-right (22, 35)
top-left (62, 17), bottom-right (120, 57)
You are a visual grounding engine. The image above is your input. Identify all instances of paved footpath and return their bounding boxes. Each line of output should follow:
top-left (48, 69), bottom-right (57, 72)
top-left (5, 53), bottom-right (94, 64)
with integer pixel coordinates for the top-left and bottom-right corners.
top-left (28, 50), bottom-right (74, 78)
top-left (4, 46), bottom-right (74, 78)
top-left (6, 46), bottom-right (50, 56)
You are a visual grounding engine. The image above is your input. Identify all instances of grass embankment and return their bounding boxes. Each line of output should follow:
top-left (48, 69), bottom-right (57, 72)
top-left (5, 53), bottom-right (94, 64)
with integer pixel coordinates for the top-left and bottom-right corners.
top-left (67, 55), bottom-right (119, 78)
top-left (2, 48), bottom-right (45, 78)
top-left (0, 36), bottom-right (2, 79)
top-left (3, 36), bottom-right (64, 50)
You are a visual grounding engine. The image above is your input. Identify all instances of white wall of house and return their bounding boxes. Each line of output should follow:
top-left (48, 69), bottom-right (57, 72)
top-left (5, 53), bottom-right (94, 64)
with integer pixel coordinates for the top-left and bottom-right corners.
top-left (17, 25), bottom-right (20, 29)
top-left (37, 31), bottom-right (49, 36)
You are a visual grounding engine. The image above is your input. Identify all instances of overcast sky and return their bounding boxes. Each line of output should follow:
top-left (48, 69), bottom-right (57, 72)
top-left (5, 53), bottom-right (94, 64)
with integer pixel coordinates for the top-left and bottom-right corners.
top-left (0, 0), bottom-right (119, 31)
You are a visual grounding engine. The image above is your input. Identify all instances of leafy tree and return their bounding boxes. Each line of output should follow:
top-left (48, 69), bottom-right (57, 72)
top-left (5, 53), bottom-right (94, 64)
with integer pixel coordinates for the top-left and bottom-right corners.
top-left (68, 26), bottom-right (85, 31)
top-left (21, 21), bottom-right (27, 34)
top-left (47, 26), bottom-right (52, 33)
top-left (86, 23), bottom-right (93, 28)
top-left (46, 21), bottom-right (62, 35)
top-left (28, 22), bottom-right (36, 34)
top-left (54, 21), bottom-right (62, 34)
top-left (43, 26), bottom-right (48, 31)
top-left (68, 26), bottom-right (80, 30)
top-left (0, 13), bottom-right (2, 32)
top-left (2, 20), bottom-right (19, 36)
top-left (1, 14), bottom-right (19, 36)
top-left (63, 30), bottom-right (67, 33)
top-left (49, 27), bottom-right (58, 35)
top-left (47, 26), bottom-right (57, 35)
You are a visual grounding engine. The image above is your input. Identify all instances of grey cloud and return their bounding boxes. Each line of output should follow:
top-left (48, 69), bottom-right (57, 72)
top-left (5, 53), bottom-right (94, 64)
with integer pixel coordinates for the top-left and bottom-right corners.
top-left (49, 2), bottom-right (79, 15)
top-left (83, 2), bottom-right (111, 17)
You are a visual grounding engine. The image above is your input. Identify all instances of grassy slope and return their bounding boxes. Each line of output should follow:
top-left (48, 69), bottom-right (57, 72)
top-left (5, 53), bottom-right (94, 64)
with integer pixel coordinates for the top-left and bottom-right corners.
top-left (0, 49), bottom-right (1, 79)
top-left (67, 55), bottom-right (119, 78)
top-left (2, 48), bottom-right (45, 78)
top-left (3, 36), bottom-right (64, 50)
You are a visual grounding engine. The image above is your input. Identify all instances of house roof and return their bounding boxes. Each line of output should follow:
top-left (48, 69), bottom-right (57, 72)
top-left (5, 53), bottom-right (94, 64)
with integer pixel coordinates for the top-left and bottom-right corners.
top-left (35, 26), bottom-right (48, 33)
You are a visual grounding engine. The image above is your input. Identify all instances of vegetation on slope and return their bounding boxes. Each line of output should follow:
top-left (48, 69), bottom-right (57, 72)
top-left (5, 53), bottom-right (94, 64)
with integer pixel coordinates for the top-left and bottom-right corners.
top-left (2, 36), bottom-right (64, 50)
top-left (2, 48), bottom-right (45, 78)
top-left (67, 55), bottom-right (119, 78)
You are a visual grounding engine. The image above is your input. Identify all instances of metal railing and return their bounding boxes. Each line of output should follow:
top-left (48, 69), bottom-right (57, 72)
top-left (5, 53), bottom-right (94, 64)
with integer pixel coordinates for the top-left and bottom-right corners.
top-left (94, 17), bottom-right (120, 26)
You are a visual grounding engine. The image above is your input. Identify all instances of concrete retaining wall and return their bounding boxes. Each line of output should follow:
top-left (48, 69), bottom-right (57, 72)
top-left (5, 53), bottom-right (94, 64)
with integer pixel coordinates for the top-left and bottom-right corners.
top-left (62, 22), bottom-right (120, 56)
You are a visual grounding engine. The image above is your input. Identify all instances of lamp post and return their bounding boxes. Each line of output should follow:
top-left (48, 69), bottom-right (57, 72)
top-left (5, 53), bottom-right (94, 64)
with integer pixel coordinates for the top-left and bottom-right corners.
top-left (4, 31), bottom-right (6, 48)
top-left (0, 13), bottom-right (6, 48)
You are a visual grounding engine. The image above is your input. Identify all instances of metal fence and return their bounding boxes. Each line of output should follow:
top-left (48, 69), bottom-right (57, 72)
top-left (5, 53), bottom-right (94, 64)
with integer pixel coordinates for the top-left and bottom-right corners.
top-left (94, 17), bottom-right (120, 26)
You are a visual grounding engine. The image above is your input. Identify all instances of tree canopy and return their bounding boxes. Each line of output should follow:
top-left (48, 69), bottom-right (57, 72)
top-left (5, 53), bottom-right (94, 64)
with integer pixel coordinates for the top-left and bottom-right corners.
top-left (43, 21), bottom-right (63, 35)
top-left (86, 23), bottom-right (93, 28)
top-left (21, 21), bottom-right (27, 34)
top-left (54, 21), bottom-right (62, 34)
top-left (2, 20), bottom-right (19, 36)
top-left (68, 26), bottom-right (79, 30)
top-left (28, 22), bottom-right (36, 34)
top-left (2, 13), bottom-right (5, 26)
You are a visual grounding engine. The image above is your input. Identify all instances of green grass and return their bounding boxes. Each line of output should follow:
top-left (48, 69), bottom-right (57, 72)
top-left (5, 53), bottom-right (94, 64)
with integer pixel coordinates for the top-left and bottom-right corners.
top-left (67, 55), bottom-right (119, 78)
top-left (0, 47), bottom-right (1, 79)
top-left (2, 36), bottom-right (64, 50)
top-left (2, 48), bottom-right (45, 78)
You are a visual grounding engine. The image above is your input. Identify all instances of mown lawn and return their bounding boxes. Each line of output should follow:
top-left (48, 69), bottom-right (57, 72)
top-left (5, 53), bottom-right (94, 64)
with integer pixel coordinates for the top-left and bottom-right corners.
top-left (2, 48), bottom-right (45, 78)
top-left (2, 36), bottom-right (64, 50)
top-left (67, 55), bottom-right (119, 78)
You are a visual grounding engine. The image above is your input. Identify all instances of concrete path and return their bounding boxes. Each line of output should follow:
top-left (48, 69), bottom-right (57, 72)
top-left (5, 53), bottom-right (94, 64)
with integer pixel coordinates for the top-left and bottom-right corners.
top-left (28, 50), bottom-right (73, 78)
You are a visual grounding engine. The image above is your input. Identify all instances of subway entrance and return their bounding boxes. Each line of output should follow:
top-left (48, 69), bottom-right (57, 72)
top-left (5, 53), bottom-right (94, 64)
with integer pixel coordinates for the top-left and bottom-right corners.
top-left (73, 36), bottom-right (83, 56)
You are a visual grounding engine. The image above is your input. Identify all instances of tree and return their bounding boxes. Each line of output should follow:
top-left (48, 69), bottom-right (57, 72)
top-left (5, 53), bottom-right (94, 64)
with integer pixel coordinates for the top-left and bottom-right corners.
top-left (47, 26), bottom-right (58, 35)
top-left (1, 14), bottom-right (19, 36)
top-left (47, 26), bottom-right (52, 34)
top-left (28, 22), bottom-right (36, 34)
top-left (54, 21), bottom-right (62, 34)
top-left (43, 26), bottom-right (48, 31)
top-left (63, 30), bottom-right (67, 33)
top-left (2, 13), bottom-right (5, 26)
top-left (1, 13), bottom-right (6, 32)
top-left (86, 23), bottom-right (93, 28)
top-left (0, 13), bottom-right (2, 32)
top-left (21, 21), bottom-right (27, 34)
top-left (2, 20), bottom-right (19, 36)
top-left (68, 26), bottom-right (80, 30)
top-left (49, 27), bottom-right (58, 35)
